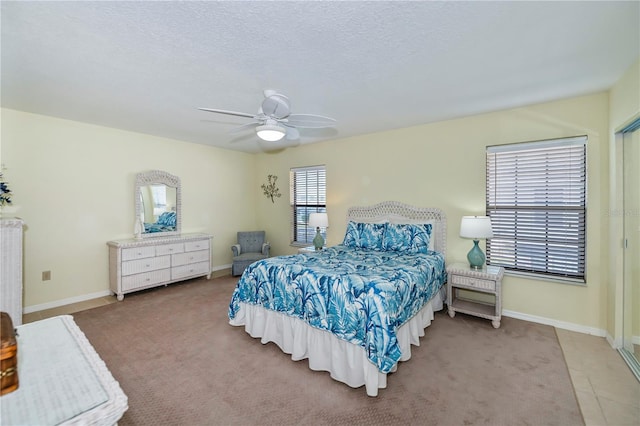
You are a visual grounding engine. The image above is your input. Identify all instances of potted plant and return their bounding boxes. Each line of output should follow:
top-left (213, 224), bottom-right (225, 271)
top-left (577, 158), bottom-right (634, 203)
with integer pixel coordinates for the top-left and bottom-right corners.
top-left (0, 172), bottom-right (13, 207)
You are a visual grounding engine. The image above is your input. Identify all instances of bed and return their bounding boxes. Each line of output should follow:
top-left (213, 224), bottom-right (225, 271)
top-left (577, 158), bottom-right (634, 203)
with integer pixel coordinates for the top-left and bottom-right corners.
top-left (228, 201), bottom-right (447, 396)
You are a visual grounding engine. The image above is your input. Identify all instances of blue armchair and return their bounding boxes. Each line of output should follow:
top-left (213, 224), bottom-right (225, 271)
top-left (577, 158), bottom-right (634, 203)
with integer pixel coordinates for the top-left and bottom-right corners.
top-left (232, 231), bottom-right (270, 276)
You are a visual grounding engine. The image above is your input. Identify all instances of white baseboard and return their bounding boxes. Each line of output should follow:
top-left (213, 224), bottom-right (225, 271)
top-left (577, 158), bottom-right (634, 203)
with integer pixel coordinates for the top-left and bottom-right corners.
top-left (606, 332), bottom-right (620, 349)
top-left (24, 290), bottom-right (112, 314)
top-left (502, 309), bottom-right (608, 338)
top-left (25, 264), bottom-right (234, 314)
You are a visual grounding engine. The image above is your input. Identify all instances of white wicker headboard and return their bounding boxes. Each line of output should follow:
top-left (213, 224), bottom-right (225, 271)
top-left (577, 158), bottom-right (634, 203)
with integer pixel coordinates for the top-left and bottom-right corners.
top-left (346, 201), bottom-right (447, 256)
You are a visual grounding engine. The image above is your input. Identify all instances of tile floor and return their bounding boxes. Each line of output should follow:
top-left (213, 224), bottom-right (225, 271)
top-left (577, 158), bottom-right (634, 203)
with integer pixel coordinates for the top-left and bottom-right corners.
top-left (556, 329), bottom-right (639, 425)
top-left (24, 298), bottom-right (640, 425)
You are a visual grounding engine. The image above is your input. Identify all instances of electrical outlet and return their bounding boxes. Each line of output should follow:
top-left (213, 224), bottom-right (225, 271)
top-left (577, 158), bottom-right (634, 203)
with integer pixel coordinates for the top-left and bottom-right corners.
top-left (42, 270), bottom-right (51, 281)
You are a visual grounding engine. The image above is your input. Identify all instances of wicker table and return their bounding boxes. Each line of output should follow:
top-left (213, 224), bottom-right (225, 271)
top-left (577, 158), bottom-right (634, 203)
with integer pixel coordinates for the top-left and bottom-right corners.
top-left (0, 315), bottom-right (128, 425)
top-left (446, 262), bottom-right (504, 328)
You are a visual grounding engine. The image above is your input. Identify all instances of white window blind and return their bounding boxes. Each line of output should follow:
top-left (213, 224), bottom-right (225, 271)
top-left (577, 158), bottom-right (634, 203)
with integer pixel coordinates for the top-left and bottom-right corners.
top-left (290, 165), bottom-right (326, 245)
top-left (486, 136), bottom-right (587, 282)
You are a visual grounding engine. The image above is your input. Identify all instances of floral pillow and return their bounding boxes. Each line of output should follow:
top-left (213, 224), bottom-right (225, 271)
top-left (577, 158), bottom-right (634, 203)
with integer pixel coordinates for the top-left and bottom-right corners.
top-left (357, 222), bottom-right (386, 250)
top-left (382, 223), bottom-right (432, 253)
top-left (157, 211), bottom-right (176, 226)
top-left (342, 221), bottom-right (359, 247)
top-left (342, 221), bottom-right (386, 250)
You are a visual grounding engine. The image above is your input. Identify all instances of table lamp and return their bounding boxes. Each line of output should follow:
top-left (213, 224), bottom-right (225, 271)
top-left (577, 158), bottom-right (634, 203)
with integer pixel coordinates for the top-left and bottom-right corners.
top-left (460, 216), bottom-right (493, 269)
top-left (308, 213), bottom-right (329, 250)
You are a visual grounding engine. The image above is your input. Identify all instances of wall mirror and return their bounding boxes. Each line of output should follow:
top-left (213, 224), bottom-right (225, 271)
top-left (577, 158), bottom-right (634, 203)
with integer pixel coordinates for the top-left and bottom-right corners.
top-left (135, 170), bottom-right (181, 238)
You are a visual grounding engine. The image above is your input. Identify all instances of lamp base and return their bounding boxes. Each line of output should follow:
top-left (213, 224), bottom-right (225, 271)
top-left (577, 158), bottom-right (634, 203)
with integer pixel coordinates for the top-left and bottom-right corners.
top-left (313, 228), bottom-right (324, 251)
top-left (467, 239), bottom-right (486, 270)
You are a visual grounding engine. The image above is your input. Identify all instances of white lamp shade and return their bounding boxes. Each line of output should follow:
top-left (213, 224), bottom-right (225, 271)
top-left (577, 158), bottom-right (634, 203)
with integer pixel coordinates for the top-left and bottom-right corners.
top-left (460, 216), bottom-right (493, 239)
top-left (308, 212), bottom-right (329, 228)
top-left (256, 123), bottom-right (286, 141)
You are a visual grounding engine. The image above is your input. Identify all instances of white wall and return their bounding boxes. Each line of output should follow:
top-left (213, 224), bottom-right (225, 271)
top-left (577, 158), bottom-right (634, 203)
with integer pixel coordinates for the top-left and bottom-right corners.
top-left (1, 108), bottom-right (257, 309)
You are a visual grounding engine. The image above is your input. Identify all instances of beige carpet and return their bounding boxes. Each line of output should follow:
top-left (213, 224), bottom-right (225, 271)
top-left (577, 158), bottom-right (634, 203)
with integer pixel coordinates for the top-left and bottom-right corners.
top-left (72, 276), bottom-right (584, 426)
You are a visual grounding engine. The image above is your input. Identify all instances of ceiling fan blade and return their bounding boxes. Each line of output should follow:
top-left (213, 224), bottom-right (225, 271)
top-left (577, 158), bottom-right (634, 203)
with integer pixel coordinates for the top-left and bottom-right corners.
top-left (286, 114), bottom-right (337, 128)
top-left (230, 121), bottom-right (261, 134)
top-left (285, 126), bottom-right (300, 140)
top-left (198, 108), bottom-right (256, 119)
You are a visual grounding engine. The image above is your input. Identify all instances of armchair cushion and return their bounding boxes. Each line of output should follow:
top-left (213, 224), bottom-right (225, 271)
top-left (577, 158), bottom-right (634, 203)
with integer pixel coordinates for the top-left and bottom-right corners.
top-left (232, 231), bottom-right (270, 276)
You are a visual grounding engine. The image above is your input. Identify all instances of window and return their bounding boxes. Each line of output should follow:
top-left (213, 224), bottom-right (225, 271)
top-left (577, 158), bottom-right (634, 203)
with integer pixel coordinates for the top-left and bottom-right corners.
top-left (486, 136), bottom-right (587, 283)
top-left (150, 185), bottom-right (167, 217)
top-left (290, 165), bottom-right (326, 245)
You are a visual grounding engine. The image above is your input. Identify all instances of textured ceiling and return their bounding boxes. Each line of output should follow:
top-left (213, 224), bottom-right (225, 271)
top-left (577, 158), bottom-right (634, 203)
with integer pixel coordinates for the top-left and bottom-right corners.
top-left (2, 1), bottom-right (639, 153)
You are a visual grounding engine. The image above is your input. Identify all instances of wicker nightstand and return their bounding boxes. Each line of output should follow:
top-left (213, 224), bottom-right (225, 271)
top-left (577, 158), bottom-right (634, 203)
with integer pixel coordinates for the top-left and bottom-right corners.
top-left (297, 246), bottom-right (317, 253)
top-left (446, 262), bottom-right (504, 328)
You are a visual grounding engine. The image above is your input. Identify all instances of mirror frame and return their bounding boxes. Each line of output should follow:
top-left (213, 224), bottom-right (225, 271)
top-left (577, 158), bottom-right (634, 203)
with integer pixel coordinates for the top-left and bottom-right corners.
top-left (135, 170), bottom-right (181, 238)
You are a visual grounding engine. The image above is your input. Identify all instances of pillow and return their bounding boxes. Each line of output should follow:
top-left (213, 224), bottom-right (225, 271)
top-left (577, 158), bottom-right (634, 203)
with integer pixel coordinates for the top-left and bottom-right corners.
top-left (387, 219), bottom-right (436, 251)
top-left (382, 223), bottom-right (432, 253)
top-left (342, 221), bottom-right (385, 250)
top-left (342, 221), bottom-right (359, 247)
top-left (356, 222), bottom-right (385, 250)
top-left (157, 211), bottom-right (176, 226)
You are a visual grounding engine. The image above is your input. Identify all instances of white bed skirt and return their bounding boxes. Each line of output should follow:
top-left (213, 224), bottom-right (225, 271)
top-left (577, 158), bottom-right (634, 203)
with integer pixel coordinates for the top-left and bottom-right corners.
top-left (229, 285), bottom-right (445, 397)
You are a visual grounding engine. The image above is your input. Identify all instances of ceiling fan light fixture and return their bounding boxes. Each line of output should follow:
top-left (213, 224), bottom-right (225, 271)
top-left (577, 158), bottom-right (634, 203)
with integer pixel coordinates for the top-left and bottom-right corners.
top-left (256, 123), bottom-right (286, 141)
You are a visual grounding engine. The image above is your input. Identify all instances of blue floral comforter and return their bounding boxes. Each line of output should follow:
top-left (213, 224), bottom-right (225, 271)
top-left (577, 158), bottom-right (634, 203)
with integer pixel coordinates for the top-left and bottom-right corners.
top-left (228, 245), bottom-right (446, 373)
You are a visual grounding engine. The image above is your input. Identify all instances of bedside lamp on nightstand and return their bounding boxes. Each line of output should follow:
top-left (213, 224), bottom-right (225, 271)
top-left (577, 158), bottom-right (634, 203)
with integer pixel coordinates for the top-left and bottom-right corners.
top-left (308, 212), bottom-right (329, 250)
top-left (460, 215), bottom-right (493, 270)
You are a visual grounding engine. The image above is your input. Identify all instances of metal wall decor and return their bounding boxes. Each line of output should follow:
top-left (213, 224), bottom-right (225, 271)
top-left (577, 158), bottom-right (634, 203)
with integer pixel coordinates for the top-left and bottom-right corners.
top-left (261, 174), bottom-right (281, 203)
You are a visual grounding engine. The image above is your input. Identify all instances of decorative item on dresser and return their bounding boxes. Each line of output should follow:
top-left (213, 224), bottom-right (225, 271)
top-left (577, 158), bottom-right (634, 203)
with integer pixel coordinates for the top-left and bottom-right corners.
top-left (1, 311), bottom-right (19, 396)
top-left (107, 233), bottom-right (212, 301)
top-left (446, 262), bottom-right (504, 328)
top-left (0, 218), bottom-right (24, 326)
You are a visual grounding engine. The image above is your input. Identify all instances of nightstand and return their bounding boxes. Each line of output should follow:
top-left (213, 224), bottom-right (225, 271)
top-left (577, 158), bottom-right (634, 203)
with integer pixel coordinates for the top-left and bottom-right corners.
top-left (446, 262), bottom-right (504, 328)
top-left (297, 246), bottom-right (318, 253)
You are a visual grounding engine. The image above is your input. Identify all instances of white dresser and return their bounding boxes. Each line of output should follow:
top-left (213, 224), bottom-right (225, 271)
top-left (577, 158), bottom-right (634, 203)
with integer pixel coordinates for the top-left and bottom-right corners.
top-left (0, 217), bottom-right (25, 325)
top-left (107, 233), bottom-right (212, 301)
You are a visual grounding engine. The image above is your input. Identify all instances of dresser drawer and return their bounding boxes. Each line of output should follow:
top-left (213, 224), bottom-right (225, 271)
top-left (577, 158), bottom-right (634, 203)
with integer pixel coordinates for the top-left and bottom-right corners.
top-left (122, 246), bottom-right (155, 261)
top-left (122, 255), bottom-right (171, 276)
top-left (172, 261), bottom-right (210, 280)
top-left (156, 243), bottom-right (184, 256)
top-left (122, 268), bottom-right (171, 292)
top-left (185, 239), bottom-right (209, 252)
top-left (451, 274), bottom-right (496, 291)
top-left (172, 250), bottom-right (209, 267)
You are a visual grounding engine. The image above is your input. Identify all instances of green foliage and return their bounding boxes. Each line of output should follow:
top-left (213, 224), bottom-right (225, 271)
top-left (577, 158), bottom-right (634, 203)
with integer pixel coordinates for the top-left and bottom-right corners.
top-left (0, 172), bottom-right (12, 206)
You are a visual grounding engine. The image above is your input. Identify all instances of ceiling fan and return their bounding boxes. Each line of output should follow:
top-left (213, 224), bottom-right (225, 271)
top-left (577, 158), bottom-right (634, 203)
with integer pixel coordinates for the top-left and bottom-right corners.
top-left (199, 89), bottom-right (336, 143)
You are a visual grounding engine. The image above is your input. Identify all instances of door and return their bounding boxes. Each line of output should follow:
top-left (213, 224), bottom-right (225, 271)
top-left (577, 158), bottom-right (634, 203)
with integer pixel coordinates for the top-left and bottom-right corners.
top-left (622, 123), bottom-right (640, 378)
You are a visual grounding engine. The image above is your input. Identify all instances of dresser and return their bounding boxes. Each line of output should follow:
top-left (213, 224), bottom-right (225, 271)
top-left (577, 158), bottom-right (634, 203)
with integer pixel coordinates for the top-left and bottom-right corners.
top-left (107, 233), bottom-right (212, 301)
top-left (0, 217), bottom-right (24, 325)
